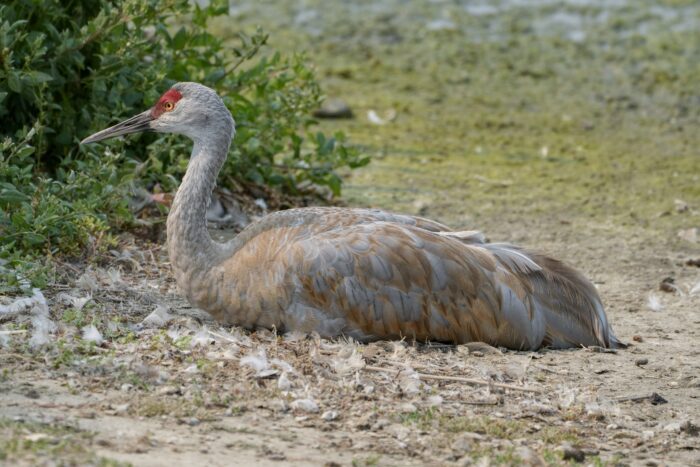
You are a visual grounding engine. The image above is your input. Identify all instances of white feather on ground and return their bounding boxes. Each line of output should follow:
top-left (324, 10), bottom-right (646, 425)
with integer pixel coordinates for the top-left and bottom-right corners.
top-left (141, 305), bottom-right (172, 328)
top-left (367, 109), bottom-right (397, 125)
top-left (0, 288), bottom-right (55, 348)
top-left (290, 398), bottom-right (319, 413)
top-left (647, 293), bottom-right (663, 312)
top-left (690, 282), bottom-right (700, 296)
top-left (81, 324), bottom-right (104, 345)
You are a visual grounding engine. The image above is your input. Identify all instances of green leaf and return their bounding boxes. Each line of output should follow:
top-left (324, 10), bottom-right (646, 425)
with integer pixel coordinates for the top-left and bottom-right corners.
top-left (7, 72), bottom-right (22, 93)
top-left (0, 183), bottom-right (30, 205)
top-left (172, 27), bottom-right (187, 50)
top-left (26, 71), bottom-right (53, 85)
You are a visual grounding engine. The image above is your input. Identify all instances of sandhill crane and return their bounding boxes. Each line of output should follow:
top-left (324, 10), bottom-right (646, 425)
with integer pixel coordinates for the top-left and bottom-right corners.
top-left (82, 82), bottom-right (622, 350)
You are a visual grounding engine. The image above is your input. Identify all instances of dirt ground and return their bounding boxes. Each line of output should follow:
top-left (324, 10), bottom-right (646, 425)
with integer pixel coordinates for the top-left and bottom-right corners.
top-left (2, 0), bottom-right (699, 466)
top-left (1, 209), bottom-right (698, 466)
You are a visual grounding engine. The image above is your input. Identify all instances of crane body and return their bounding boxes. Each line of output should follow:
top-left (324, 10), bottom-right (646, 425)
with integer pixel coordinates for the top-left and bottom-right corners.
top-left (82, 82), bottom-right (622, 350)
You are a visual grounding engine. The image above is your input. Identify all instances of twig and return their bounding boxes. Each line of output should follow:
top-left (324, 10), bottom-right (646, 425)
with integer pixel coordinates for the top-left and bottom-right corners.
top-left (207, 330), bottom-right (250, 347)
top-left (363, 365), bottom-right (541, 394)
top-left (615, 392), bottom-right (667, 404)
top-left (472, 175), bottom-right (512, 187)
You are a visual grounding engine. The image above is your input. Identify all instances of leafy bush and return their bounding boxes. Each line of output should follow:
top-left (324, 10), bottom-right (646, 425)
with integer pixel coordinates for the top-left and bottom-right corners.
top-left (0, 0), bottom-right (367, 270)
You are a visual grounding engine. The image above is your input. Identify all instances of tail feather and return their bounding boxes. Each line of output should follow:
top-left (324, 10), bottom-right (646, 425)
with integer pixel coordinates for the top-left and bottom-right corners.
top-left (526, 251), bottom-right (621, 349)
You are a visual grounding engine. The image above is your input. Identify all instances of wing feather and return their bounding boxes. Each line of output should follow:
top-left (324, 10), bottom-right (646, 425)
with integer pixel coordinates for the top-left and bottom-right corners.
top-left (212, 210), bottom-right (620, 349)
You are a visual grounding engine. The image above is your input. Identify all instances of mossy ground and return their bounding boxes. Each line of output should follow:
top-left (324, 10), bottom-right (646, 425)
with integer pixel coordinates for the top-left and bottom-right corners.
top-left (214, 0), bottom-right (699, 241)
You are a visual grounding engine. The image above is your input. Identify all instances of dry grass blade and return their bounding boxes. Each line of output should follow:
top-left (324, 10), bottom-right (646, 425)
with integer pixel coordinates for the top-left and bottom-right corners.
top-left (363, 365), bottom-right (541, 393)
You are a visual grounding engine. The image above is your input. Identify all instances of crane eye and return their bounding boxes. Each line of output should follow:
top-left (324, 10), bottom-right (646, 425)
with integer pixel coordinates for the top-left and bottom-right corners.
top-left (164, 101), bottom-right (174, 111)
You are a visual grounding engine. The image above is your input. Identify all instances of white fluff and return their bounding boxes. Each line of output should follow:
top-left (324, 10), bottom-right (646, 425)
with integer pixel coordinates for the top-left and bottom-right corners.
top-left (76, 271), bottom-right (99, 292)
top-left (398, 366), bottom-right (422, 396)
top-left (1, 288), bottom-right (56, 348)
top-left (690, 282), bottom-right (700, 296)
top-left (426, 395), bottom-right (443, 407)
top-left (331, 347), bottom-right (365, 375)
top-left (106, 268), bottom-right (123, 287)
top-left (166, 327), bottom-right (181, 340)
top-left (141, 305), bottom-right (172, 328)
top-left (58, 293), bottom-right (91, 310)
top-left (647, 293), bottom-right (663, 312)
top-left (0, 329), bottom-right (9, 348)
top-left (278, 372), bottom-right (292, 391)
top-left (81, 324), bottom-right (103, 345)
top-left (254, 198), bottom-right (268, 210)
top-left (240, 349), bottom-right (277, 377)
top-left (367, 109), bottom-right (397, 125)
top-left (191, 326), bottom-right (215, 347)
top-left (271, 358), bottom-right (295, 373)
top-left (290, 398), bottom-right (319, 413)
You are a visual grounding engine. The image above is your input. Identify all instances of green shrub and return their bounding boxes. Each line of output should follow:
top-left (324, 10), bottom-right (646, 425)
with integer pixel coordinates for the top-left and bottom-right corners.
top-left (0, 0), bottom-right (367, 273)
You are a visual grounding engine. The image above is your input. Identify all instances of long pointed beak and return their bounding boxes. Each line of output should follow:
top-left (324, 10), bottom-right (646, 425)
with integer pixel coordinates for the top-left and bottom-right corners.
top-left (81, 109), bottom-right (154, 144)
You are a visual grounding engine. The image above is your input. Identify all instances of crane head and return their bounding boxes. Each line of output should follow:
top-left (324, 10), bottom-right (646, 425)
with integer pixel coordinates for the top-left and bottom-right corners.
top-left (81, 82), bottom-right (233, 145)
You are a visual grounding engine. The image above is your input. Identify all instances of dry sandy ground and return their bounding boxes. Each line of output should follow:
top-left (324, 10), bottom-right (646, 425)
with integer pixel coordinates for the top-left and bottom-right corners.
top-left (1, 210), bottom-right (699, 467)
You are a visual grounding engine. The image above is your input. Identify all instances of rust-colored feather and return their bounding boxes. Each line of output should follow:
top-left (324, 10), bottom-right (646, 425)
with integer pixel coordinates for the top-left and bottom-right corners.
top-left (186, 207), bottom-right (623, 350)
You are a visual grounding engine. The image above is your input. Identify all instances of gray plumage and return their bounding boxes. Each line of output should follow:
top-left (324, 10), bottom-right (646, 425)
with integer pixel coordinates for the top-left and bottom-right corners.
top-left (81, 82), bottom-right (623, 350)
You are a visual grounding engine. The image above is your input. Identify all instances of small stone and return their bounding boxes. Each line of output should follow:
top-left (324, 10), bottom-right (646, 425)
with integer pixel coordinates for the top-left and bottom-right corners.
top-left (290, 398), bottom-right (319, 413)
top-left (321, 410), bottom-right (338, 421)
top-left (635, 358), bottom-right (649, 367)
top-left (515, 446), bottom-right (544, 466)
top-left (557, 444), bottom-right (585, 463)
top-left (680, 420), bottom-right (699, 436)
top-left (185, 417), bottom-right (200, 426)
top-left (113, 403), bottom-right (130, 414)
top-left (24, 388), bottom-right (40, 399)
top-left (674, 199), bottom-right (689, 213)
top-left (312, 99), bottom-right (353, 119)
top-left (156, 385), bottom-right (180, 396)
top-left (371, 418), bottom-right (390, 431)
top-left (427, 395), bottom-right (443, 407)
top-left (633, 335), bottom-right (643, 342)
top-left (659, 277), bottom-right (677, 293)
top-left (399, 403), bottom-right (417, 413)
top-left (471, 351), bottom-right (484, 357)
top-left (451, 435), bottom-right (472, 457)
top-left (355, 412), bottom-right (377, 430)
top-left (663, 422), bottom-right (681, 432)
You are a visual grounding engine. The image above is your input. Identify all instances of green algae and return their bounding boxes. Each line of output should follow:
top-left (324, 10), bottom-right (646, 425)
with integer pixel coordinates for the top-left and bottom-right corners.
top-left (213, 0), bottom-right (699, 245)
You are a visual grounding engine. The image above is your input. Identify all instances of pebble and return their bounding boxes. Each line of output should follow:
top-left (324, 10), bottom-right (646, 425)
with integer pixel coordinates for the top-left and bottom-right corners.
top-left (557, 444), bottom-right (585, 462)
top-left (290, 398), bottom-right (319, 413)
top-left (514, 446), bottom-right (544, 466)
top-left (321, 410), bottom-right (338, 421)
top-left (663, 422), bottom-right (681, 432)
top-left (355, 412), bottom-right (377, 430)
top-left (399, 402), bottom-right (417, 413)
top-left (635, 358), bottom-right (649, 366)
top-left (156, 385), bottom-right (180, 396)
top-left (312, 99), bottom-right (353, 119)
top-left (681, 420), bottom-right (699, 436)
top-left (451, 435), bottom-right (472, 457)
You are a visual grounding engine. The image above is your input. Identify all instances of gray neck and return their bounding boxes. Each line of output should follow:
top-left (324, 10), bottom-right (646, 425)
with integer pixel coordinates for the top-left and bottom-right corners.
top-left (166, 130), bottom-right (233, 276)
